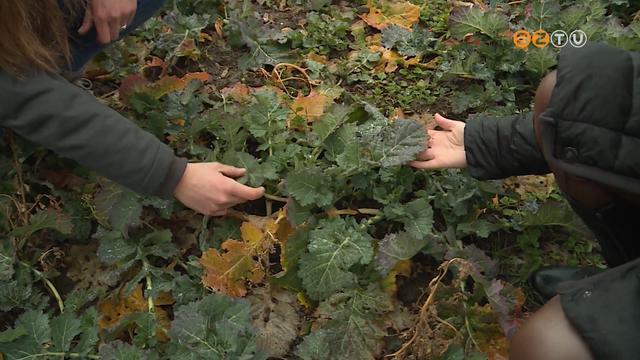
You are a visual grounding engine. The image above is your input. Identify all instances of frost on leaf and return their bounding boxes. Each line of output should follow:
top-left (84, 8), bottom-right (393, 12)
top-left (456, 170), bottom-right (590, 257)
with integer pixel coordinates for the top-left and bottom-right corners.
top-left (298, 218), bottom-right (373, 300)
top-left (249, 287), bottom-right (302, 358)
top-left (449, 6), bottom-right (509, 41)
top-left (286, 167), bottom-right (334, 207)
top-left (295, 286), bottom-right (392, 360)
top-left (168, 294), bottom-right (259, 359)
top-left (361, 119), bottom-right (426, 167)
top-left (375, 232), bottom-right (428, 276)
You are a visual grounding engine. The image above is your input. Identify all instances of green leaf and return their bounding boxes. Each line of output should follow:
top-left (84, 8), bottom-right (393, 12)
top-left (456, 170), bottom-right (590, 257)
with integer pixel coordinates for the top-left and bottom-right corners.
top-left (297, 286), bottom-right (392, 360)
top-left (10, 208), bottom-right (73, 239)
top-left (298, 218), bottom-right (373, 300)
top-left (525, 47), bottom-right (557, 76)
top-left (97, 230), bottom-right (137, 265)
top-left (169, 295), bottom-right (261, 360)
top-left (381, 25), bottom-right (435, 57)
top-left (139, 230), bottom-right (178, 260)
top-left (100, 340), bottom-right (151, 360)
top-left (227, 152), bottom-right (278, 187)
top-left (50, 312), bottom-right (82, 352)
top-left (294, 330), bottom-right (330, 360)
top-left (0, 240), bottom-right (15, 281)
top-left (313, 104), bottom-right (350, 144)
top-left (0, 327), bottom-right (27, 343)
top-left (94, 181), bottom-right (142, 236)
top-left (360, 119), bottom-right (427, 167)
top-left (375, 232), bottom-right (428, 275)
top-left (449, 7), bottom-right (509, 41)
top-left (16, 310), bottom-right (50, 346)
top-left (286, 167), bottom-right (334, 207)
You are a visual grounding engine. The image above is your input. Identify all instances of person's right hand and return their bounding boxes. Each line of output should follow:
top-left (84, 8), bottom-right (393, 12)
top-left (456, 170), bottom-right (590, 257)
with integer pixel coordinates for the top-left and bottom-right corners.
top-left (173, 163), bottom-right (265, 216)
top-left (410, 113), bottom-right (467, 170)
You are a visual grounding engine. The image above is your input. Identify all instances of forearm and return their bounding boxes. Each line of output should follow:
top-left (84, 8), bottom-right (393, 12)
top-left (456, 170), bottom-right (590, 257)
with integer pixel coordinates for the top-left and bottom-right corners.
top-left (464, 112), bottom-right (550, 180)
top-left (0, 72), bottom-right (186, 198)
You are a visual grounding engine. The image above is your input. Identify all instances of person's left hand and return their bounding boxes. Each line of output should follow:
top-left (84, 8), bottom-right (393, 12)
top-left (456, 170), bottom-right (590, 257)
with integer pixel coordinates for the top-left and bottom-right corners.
top-left (78, 0), bottom-right (137, 44)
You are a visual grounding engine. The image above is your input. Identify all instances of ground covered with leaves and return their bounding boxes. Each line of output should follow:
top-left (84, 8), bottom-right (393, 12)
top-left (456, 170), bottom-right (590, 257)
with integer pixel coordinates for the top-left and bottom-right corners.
top-left (1, 0), bottom-right (639, 359)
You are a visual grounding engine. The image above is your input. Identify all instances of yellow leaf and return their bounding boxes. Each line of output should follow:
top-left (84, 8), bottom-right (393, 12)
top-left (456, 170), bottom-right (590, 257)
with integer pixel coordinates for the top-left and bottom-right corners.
top-left (98, 284), bottom-right (171, 342)
top-left (200, 240), bottom-right (265, 297)
top-left (290, 90), bottom-right (329, 123)
top-left (382, 259), bottom-right (412, 295)
top-left (360, 0), bottom-right (421, 30)
top-left (241, 221), bottom-right (264, 247)
top-left (373, 48), bottom-right (404, 73)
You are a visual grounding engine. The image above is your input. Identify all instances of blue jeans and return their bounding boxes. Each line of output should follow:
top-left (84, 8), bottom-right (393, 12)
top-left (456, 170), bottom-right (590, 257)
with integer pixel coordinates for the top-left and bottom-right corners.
top-left (67, 0), bottom-right (166, 72)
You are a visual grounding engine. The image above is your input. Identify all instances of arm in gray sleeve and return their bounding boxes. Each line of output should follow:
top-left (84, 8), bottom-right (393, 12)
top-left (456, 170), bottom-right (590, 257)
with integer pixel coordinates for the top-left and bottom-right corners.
top-left (464, 112), bottom-right (550, 180)
top-left (0, 72), bottom-right (187, 198)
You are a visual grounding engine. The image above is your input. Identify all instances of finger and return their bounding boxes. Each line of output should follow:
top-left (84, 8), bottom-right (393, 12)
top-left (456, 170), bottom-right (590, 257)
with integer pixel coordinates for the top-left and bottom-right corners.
top-left (227, 181), bottom-right (265, 201)
top-left (434, 113), bottom-right (461, 131)
top-left (78, 9), bottom-right (93, 35)
top-left (218, 164), bottom-right (246, 178)
top-left (127, 1), bottom-right (137, 25)
top-left (416, 149), bottom-right (436, 161)
top-left (210, 209), bottom-right (228, 217)
top-left (409, 159), bottom-right (444, 170)
top-left (109, 19), bottom-right (120, 42)
top-left (95, 17), bottom-right (112, 44)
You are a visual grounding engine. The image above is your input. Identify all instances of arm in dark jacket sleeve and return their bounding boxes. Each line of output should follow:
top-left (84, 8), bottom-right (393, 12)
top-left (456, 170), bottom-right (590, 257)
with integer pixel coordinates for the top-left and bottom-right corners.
top-left (464, 112), bottom-right (550, 180)
top-left (0, 72), bottom-right (187, 198)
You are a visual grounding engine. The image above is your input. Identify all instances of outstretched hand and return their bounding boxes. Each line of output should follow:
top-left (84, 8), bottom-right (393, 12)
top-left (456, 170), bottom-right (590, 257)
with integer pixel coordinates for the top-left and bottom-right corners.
top-left (173, 163), bottom-right (265, 216)
top-left (410, 113), bottom-right (467, 170)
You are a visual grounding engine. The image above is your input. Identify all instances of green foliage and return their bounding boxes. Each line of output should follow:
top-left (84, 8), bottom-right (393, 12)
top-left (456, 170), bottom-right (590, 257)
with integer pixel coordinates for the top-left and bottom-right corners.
top-left (168, 294), bottom-right (263, 359)
top-left (2, 0), bottom-right (627, 358)
top-left (298, 218), bottom-right (374, 300)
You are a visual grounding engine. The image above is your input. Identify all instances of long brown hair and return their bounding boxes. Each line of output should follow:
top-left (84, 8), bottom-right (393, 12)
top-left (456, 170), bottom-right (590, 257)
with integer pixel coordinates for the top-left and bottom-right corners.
top-left (0, 0), bottom-right (81, 76)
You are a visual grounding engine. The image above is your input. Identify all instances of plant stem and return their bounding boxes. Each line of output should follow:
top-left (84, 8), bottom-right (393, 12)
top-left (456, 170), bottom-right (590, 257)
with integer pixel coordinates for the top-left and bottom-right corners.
top-left (21, 262), bottom-right (64, 313)
top-left (264, 193), bottom-right (288, 203)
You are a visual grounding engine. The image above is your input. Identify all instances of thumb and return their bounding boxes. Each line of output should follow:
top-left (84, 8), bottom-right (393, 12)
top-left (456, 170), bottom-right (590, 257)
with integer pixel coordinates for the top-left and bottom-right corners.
top-left (78, 9), bottom-right (93, 35)
top-left (218, 164), bottom-right (246, 178)
top-left (435, 113), bottom-right (460, 131)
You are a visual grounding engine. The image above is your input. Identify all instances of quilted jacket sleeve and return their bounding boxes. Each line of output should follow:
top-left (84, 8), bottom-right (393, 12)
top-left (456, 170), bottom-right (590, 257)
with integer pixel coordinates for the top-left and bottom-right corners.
top-left (464, 112), bottom-right (550, 180)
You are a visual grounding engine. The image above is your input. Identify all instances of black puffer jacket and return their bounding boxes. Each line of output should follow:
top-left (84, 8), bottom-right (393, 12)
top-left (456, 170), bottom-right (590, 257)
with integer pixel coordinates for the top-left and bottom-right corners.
top-left (465, 42), bottom-right (640, 195)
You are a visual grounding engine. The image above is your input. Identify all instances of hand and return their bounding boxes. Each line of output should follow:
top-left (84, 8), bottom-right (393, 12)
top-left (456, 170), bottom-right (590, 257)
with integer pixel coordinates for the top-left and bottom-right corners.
top-left (173, 163), bottom-right (265, 216)
top-left (410, 113), bottom-right (467, 170)
top-left (78, 0), bottom-right (137, 44)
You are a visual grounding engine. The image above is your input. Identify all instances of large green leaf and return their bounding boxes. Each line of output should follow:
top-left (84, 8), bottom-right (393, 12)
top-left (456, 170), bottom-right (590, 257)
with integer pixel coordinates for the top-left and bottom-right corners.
top-left (375, 232), bottom-right (428, 276)
top-left (449, 7), bottom-right (509, 41)
top-left (10, 208), bottom-right (73, 239)
top-left (285, 167), bottom-right (334, 207)
top-left (296, 286), bottom-right (392, 360)
top-left (298, 218), bottom-right (373, 300)
top-left (94, 181), bottom-right (142, 236)
top-left (50, 312), bottom-right (82, 352)
top-left (0, 240), bottom-right (15, 281)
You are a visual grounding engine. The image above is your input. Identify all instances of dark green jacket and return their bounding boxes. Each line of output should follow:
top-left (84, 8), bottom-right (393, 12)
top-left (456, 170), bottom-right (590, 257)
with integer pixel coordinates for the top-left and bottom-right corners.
top-left (0, 72), bottom-right (187, 198)
top-left (465, 43), bottom-right (640, 194)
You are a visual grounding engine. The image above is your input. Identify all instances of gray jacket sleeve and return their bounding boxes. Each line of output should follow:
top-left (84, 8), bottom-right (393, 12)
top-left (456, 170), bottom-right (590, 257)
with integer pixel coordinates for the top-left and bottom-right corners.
top-left (464, 112), bottom-right (550, 180)
top-left (0, 72), bottom-right (187, 199)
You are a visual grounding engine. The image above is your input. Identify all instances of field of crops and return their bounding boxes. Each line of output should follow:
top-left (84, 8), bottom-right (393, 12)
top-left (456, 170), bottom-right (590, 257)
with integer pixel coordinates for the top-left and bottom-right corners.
top-left (1, 0), bottom-right (638, 359)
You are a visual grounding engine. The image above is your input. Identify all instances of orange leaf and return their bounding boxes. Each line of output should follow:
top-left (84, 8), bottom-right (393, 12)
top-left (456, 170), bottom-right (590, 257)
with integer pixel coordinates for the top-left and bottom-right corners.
top-left (290, 90), bottom-right (329, 123)
top-left (221, 82), bottom-right (252, 103)
top-left (360, 0), bottom-right (421, 30)
top-left (148, 72), bottom-right (210, 98)
top-left (200, 239), bottom-right (265, 297)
